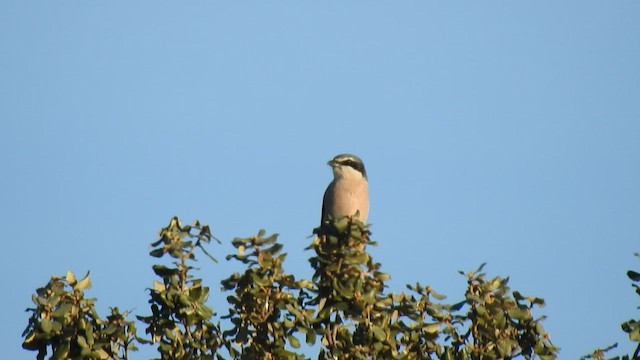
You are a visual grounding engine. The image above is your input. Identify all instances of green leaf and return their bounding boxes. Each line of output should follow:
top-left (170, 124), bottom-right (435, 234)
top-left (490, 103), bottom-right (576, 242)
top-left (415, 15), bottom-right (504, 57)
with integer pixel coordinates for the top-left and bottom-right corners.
top-left (334, 302), bottom-right (349, 312)
top-left (450, 300), bottom-right (466, 311)
top-left (40, 319), bottom-right (53, 333)
top-left (149, 248), bottom-right (165, 258)
top-left (316, 307), bottom-right (331, 321)
top-left (497, 339), bottom-right (512, 357)
top-left (372, 326), bottom-right (386, 341)
top-left (189, 286), bottom-right (203, 301)
top-left (283, 317), bottom-right (294, 329)
top-left (86, 324), bottom-right (94, 345)
top-left (74, 272), bottom-right (92, 291)
top-left (334, 218), bottom-right (349, 232)
top-left (195, 304), bottom-right (213, 319)
top-left (532, 297), bottom-right (546, 306)
top-left (374, 271), bottom-right (391, 281)
top-left (103, 325), bottom-right (118, 335)
top-left (52, 303), bottom-right (73, 318)
top-left (424, 323), bottom-right (440, 334)
top-left (629, 325), bottom-right (640, 341)
top-left (628, 270), bottom-right (640, 282)
top-left (265, 243), bottom-right (283, 255)
top-left (250, 272), bottom-right (271, 286)
top-left (65, 271), bottom-right (76, 285)
top-left (52, 341), bottom-right (70, 360)
top-left (288, 334), bottom-right (301, 348)
top-left (152, 265), bottom-right (179, 277)
top-left (508, 307), bottom-right (531, 321)
top-left (77, 335), bottom-right (88, 348)
top-left (336, 285), bottom-right (354, 299)
top-left (306, 330), bottom-right (317, 345)
top-left (21, 331), bottom-right (40, 350)
top-left (153, 281), bottom-right (165, 292)
top-left (95, 349), bottom-right (109, 359)
top-left (51, 321), bottom-right (62, 332)
top-left (430, 289), bottom-right (446, 300)
top-left (178, 294), bottom-right (191, 306)
top-left (475, 305), bottom-right (487, 316)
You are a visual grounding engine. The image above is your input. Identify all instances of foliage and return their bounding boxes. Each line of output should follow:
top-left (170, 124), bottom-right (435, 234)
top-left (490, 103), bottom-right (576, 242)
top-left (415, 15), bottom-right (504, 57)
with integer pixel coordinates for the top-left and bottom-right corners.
top-left (582, 253), bottom-right (640, 360)
top-left (310, 217), bottom-right (557, 359)
top-left (310, 217), bottom-right (394, 359)
top-left (136, 217), bottom-right (223, 360)
top-left (22, 272), bottom-right (137, 360)
top-left (622, 255), bottom-right (640, 357)
top-left (21, 217), bottom-right (639, 359)
top-left (453, 266), bottom-right (557, 359)
top-left (221, 230), bottom-right (311, 359)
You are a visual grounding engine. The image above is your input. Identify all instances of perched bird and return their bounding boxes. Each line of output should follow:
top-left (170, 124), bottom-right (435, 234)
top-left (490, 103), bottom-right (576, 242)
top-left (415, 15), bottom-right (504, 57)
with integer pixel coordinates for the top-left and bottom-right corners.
top-left (321, 153), bottom-right (369, 224)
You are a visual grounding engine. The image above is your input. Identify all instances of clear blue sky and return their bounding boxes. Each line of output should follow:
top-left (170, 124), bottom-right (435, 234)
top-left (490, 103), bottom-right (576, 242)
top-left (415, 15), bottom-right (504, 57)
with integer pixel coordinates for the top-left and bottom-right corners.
top-left (2, 2), bottom-right (639, 359)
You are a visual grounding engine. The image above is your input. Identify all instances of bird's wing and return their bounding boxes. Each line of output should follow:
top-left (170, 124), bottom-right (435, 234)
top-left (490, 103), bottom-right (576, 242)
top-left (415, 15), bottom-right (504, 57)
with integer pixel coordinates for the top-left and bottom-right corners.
top-left (321, 181), bottom-right (334, 224)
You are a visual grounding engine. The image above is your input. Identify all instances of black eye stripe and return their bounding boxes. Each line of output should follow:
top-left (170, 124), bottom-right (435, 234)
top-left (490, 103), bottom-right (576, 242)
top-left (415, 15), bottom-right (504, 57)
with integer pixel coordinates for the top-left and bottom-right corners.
top-left (339, 158), bottom-right (367, 177)
top-left (338, 159), bottom-right (357, 168)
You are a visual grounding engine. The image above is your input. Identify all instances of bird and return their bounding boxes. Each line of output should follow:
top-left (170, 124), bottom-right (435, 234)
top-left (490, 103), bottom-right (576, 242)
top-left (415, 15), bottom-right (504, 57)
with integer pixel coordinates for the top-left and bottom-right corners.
top-left (321, 153), bottom-right (369, 224)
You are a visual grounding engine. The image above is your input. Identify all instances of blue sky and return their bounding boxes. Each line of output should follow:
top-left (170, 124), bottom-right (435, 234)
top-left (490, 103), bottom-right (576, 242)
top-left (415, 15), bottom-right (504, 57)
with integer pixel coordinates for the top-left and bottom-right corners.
top-left (2, 2), bottom-right (639, 359)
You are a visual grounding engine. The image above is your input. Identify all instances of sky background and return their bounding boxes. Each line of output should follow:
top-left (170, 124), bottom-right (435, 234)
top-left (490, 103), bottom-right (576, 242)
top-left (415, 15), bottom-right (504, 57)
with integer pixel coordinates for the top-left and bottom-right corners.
top-left (2, 2), bottom-right (639, 359)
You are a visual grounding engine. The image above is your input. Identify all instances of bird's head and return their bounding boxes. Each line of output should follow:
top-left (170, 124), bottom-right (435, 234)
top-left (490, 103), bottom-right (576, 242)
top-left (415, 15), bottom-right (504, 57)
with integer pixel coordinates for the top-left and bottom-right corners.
top-left (328, 153), bottom-right (368, 181)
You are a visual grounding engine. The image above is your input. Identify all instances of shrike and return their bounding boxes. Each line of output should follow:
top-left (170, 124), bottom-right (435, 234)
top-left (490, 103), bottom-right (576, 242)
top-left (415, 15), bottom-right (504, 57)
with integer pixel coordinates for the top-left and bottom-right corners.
top-left (321, 154), bottom-right (369, 224)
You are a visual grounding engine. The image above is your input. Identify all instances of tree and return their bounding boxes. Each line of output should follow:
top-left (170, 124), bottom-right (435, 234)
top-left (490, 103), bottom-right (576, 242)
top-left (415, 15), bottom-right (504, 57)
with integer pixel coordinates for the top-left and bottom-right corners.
top-left (21, 217), bottom-right (638, 359)
top-left (580, 253), bottom-right (640, 360)
top-left (22, 272), bottom-right (136, 359)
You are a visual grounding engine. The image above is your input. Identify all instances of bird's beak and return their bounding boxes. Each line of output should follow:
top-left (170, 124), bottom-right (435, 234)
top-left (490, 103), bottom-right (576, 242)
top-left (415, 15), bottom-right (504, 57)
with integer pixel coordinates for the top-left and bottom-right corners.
top-left (327, 160), bottom-right (337, 167)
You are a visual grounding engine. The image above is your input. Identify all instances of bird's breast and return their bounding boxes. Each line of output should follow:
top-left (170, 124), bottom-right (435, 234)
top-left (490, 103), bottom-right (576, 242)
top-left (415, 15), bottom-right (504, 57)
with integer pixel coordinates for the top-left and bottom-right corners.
top-left (325, 179), bottom-right (369, 222)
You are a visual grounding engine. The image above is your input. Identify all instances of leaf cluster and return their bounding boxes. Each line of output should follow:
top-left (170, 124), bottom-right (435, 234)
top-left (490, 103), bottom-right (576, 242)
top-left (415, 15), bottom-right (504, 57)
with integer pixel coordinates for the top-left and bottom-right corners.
top-left (221, 230), bottom-right (311, 359)
top-left (582, 253), bottom-right (640, 360)
top-left (136, 217), bottom-right (223, 359)
top-left (22, 272), bottom-right (137, 360)
top-left (21, 216), bottom-right (640, 360)
top-left (309, 217), bottom-right (395, 358)
top-left (454, 266), bottom-right (557, 359)
top-left (308, 217), bottom-right (558, 360)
